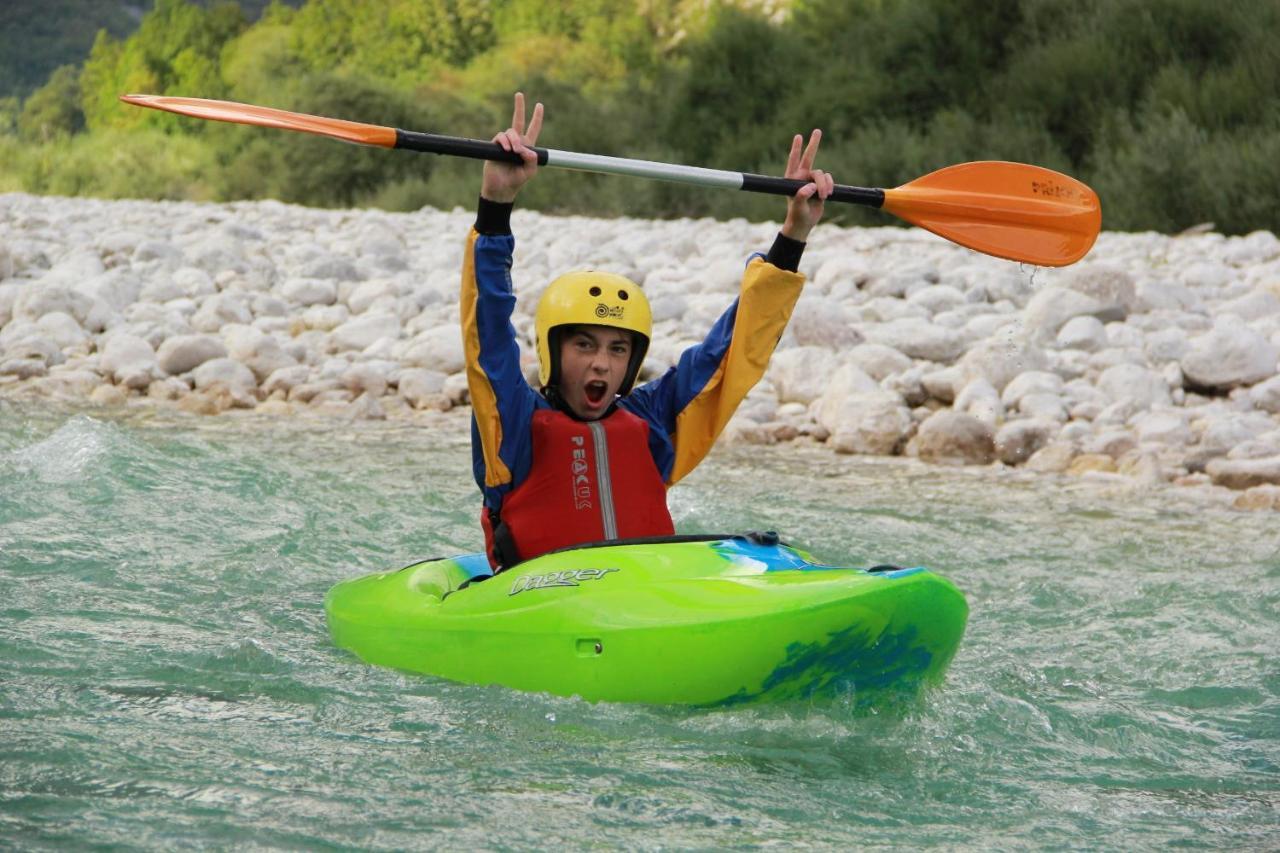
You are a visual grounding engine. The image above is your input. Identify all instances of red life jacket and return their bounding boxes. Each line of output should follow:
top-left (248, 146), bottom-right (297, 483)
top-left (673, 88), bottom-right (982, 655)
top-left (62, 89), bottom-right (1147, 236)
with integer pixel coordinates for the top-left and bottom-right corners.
top-left (482, 406), bottom-right (674, 568)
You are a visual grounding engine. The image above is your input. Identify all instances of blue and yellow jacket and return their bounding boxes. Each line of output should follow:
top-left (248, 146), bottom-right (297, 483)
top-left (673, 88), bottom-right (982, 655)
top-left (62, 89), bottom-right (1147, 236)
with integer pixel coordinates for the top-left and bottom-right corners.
top-left (461, 199), bottom-right (807, 517)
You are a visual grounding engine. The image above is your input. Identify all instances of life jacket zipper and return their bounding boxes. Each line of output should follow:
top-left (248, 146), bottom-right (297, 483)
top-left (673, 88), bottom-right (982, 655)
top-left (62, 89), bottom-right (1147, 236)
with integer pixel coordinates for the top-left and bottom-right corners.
top-left (587, 420), bottom-right (618, 539)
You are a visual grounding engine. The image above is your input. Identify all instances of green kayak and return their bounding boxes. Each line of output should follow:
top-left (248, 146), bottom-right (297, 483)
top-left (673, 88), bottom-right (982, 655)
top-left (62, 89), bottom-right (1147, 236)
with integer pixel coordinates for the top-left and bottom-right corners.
top-left (324, 533), bottom-right (967, 706)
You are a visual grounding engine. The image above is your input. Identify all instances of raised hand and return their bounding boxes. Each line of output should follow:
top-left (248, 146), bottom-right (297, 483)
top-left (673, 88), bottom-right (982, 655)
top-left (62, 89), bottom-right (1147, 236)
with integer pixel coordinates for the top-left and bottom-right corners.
top-left (481, 92), bottom-right (544, 204)
top-left (780, 130), bottom-right (834, 242)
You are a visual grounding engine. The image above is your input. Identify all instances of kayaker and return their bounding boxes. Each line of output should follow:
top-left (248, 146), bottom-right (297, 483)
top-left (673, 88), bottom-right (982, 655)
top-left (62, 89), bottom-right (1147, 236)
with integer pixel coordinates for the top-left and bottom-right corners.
top-left (463, 93), bottom-right (833, 571)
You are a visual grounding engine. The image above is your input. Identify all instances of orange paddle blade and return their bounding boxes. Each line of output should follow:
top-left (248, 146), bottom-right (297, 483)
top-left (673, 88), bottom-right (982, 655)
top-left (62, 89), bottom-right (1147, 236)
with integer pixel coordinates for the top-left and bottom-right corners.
top-left (118, 94), bottom-right (399, 148)
top-left (882, 161), bottom-right (1101, 267)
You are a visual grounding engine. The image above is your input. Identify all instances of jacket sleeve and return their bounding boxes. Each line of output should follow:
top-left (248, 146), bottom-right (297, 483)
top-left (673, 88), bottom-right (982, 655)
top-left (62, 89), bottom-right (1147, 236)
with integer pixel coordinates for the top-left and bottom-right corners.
top-left (461, 226), bottom-right (538, 494)
top-left (626, 256), bottom-right (805, 485)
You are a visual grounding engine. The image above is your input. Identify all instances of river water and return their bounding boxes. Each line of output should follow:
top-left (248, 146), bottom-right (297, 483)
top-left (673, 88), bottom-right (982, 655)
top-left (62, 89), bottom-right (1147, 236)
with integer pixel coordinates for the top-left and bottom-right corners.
top-left (2, 401), bottom-right (1276, 848)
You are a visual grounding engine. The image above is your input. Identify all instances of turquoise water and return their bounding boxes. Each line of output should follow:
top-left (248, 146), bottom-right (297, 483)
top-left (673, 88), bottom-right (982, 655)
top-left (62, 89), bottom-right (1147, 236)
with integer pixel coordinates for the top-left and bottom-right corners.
top-left (2, 401), bottom-right (1277, 848)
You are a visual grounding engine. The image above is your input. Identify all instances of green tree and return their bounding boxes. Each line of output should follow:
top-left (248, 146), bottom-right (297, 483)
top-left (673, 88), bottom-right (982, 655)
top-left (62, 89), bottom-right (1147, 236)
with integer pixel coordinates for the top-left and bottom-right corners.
top-left (79, 0), bottom-right (248, 131)
top-left (18, 65), bottom-right (85, 142)
top-left (218, 72), bottom-right (438, 207)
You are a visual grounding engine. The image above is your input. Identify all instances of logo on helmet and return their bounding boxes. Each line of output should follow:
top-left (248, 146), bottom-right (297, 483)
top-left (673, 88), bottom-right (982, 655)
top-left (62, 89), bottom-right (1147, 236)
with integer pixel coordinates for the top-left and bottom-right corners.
top-left (595, 303), bottom-right (625, 319)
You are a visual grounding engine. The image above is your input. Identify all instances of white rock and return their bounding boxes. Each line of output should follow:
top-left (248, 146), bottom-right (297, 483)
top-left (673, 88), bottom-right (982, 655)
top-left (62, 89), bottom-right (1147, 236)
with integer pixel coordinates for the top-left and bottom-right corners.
top-left (1019, 393), bottom-right (1069, 422)
top-left (1250, 375), bottom-right (1280, 414)
top-left (906, 284), bottom-right (967, 315)
top-left (342, 362), bottom-right (392, 397)
top-left (401, 324), bottom-right (465, 374)
top-left (133, 240), bottom-right (182, 265)
top-left (865, 318), bottom-right (966, 362)
top-left (302, 304), bottom-right (350, 331)
top-left (191, 293), bottom-right (252, 333)
top-left (982, 269), bottom-right (1034, 306)
top-left (964, 314), bottom-right (1018, 341)
top-left (1064, 378), bottom-right (1108, 407)
top-left (443, 371), bottom-right (470, 405)
top-left (1062, 263), bottom-right (1136, 316)
top-left (1021, 286), bottom-right (1113, 341)
top-left (156, 333), bottom-right (228, 375)
top-left (1223, 230), bottom-right (1280, 266)
top-left (0, 323), bottom-right (63, 366)
top-left (12, 281), bottom-right (94, 326)
top-left (35, 312), bottom-right (88, 350)
top-left (96, 229), bottom-right (146, 257)
top-left (1206, 455), bottom-right (1280, 489)
top-left (331, 313), bottom-right (401, 353)
top-left (0, 356), bottom-right (47, 379)
top-left (49, 249), bottom-right (105, 281)
top-left (1085, 429), bottom-right (1137, 459)
top-left (1180, 260), bottom-right (1233, 290)
top-left (859, 297), bottom-right (929, 323)
top-left (89, 384), bottom-right (128, 407)
top-left (99, 333), bottom-right (157, 389)
top-left (1134, 278), bottom-right (1200, 313)
top-left (1001, 371), bottom-right (1065, 408)
top-left (261, 364), bottom-right (311, 396)
top-left (184, 234), bottom-right (246, 275)
top-left (813, 255), bottom-right (872, 291)
top-left (762, 346), bottom-right (833, 405)
top-left (77, 270), bottom-right (142, 314)
top-left (915, 410), bottom-right (995, 465)
top-left (786, 297), bottom-right (863, 348)
top-left (174, 267), bottom-right (216, 299)
top-left (1133, 410), bottom-right (1191, 446)
top-left (1219, 288), bottom-right (1280, 321)
top-left (957, 337), bottom-right (1048, 393)
top-left (139, 275), bottom-right (187, 304)
top-left (0, 283), bottom-right (19, 326)
top-left (1024, 440), bottom-right (1078, 473)
top-left (346, 279), bottom-right (401, 315)
top-left (222, 324), bottom-right (297, 382)
top-left (845, 343), bottom-right (912, 382)
top-left (252, 294), bottom-right (289, 317)
top-left (953, 378), bottom-right (1003, 428)
top-left (301, 253), bottom-right (359, 281)
top-left (1104, 322), bottom-right (1144, 350)
top-left (921, 365), bottom-right (963, 403)
top-left (1145, 327), bottom-right (1190, 362)
top-left (998, 417), bottom-right (1059, 466)
top-left (1096, 363), bottom-right (1171, 408)
top-left (1056, 315), bottom-right (1106, 351)
top-left (1193, 410), bottom-right (1277, 454)
top-left (648, 293), bottom-right (687, 324)
top-left (1181, 317), bottom-right (1279, 390)
top-left (882, 365), bottom-right (928, 407)
top-left (193, 357), bottom-right (257, 397)
top-left (282, 278), bottom-right (338, 307)
top-left (398, 368), bottom-right (448, 408)
top-left (823, 390), bottom-right (912, 455)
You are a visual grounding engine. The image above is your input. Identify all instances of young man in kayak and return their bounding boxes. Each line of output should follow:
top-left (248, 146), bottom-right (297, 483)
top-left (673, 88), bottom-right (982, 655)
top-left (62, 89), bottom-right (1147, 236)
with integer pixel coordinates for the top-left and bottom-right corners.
top-left (463, 93), bottom-right (833, 571)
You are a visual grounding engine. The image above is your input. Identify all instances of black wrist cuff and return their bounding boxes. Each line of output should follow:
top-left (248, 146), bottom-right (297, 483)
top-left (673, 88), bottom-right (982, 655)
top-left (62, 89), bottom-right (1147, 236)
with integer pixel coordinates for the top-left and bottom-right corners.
top-left (476, 196), bottom-right (513, 235)
top-left (766, 233), bottom-right (805, 272)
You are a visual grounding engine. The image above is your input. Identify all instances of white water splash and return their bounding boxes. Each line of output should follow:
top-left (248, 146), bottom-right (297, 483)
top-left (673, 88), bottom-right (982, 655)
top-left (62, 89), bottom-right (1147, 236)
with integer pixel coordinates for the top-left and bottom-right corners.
top-left (8, 415), bottom-right (119, 483)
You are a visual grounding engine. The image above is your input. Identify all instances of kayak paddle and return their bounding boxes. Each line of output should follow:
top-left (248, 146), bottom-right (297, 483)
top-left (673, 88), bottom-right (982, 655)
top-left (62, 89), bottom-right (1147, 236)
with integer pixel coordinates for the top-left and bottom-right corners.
top-left (120, 93), bottom-right (1101, 267)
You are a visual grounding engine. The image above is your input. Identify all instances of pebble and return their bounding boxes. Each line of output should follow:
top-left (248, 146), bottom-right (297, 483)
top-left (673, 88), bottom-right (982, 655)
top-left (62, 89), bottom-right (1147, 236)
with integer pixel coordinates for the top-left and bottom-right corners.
top-left (0, 193), bottom-right (1277, 507)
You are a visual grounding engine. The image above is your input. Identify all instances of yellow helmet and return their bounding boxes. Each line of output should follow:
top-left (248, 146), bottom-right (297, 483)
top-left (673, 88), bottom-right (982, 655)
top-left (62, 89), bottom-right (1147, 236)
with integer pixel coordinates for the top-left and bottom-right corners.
top-left (534, 270), bottom-right (652, 394)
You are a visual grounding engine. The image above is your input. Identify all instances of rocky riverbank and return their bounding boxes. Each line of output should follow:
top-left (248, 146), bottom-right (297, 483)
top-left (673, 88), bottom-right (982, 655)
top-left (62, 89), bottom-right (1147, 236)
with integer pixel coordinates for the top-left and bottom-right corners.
top-left (3, 193), bottom-right (1279, 510)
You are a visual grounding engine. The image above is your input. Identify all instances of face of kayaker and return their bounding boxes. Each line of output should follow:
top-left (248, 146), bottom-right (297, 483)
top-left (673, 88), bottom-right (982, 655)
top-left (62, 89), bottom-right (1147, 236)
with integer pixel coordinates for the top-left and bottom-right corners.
top-left (556, 326), bottom-right (633, 420)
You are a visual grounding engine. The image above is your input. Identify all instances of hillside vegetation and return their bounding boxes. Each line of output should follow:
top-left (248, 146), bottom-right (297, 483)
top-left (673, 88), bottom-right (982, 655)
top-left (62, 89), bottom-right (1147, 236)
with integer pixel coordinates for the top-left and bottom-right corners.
top-left (2, 0), bottom-right (1277, 233)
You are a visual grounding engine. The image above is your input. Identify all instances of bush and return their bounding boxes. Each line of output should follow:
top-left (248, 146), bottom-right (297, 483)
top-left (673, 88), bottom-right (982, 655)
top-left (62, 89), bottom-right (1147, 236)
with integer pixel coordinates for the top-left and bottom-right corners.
top-left (10, 127), bottom-right (217, 200)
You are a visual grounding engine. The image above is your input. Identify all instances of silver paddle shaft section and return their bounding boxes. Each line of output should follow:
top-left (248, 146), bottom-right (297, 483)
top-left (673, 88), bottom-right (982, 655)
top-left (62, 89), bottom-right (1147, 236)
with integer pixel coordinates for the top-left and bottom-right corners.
top-left (547, 148), bottom-right (742, 190)
top-left (393, 128), bottom-right (885, 208)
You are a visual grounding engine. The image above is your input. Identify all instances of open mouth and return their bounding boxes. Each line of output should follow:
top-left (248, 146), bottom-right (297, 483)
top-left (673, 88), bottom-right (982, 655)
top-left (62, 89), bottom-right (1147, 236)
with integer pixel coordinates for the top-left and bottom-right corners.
top-left (584, 381), bottom-right (608, 405)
